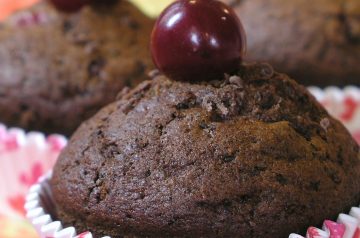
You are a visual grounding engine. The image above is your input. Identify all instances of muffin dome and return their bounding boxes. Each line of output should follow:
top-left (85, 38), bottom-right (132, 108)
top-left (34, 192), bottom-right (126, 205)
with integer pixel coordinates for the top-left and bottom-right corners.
top-left (224, 0), bottom-right (360, 87)
top-left (0, 0), bottom-right (154, 136)
top-left (51, 63), bottom-right (360, 237)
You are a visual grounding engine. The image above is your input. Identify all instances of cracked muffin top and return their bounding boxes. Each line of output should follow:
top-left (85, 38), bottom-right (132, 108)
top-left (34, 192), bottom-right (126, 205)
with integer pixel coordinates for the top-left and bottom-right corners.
top-left (223, 0), bottom-right (360, 87)
top-left (0, 0), bottom-right (154, 136)
top-left (51, 63), bottom-right (360, 238)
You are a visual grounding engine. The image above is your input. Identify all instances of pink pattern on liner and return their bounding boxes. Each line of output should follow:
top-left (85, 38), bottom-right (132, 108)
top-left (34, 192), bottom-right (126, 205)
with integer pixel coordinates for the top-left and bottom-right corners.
top-left (7, 194), bottom-right (26, 216)
top-left (353, 228), bottom-right (360, 238)
top-left (47, 135), bottom-right (67, 152)
top-left (307, 227), bottom-right (320, 238)
top-left (7, 162), bottom-right (44, 216)
top-left (76, 232), bottom-right (92, 238)
top-left (0, 131), bottom-right (19, 151)
top-left (323, 220), bottom-right (345, 238)
top-left (340, 97), bottom-right (358, 122)
top-left (19, 162), bottom-right (44, 187)
top-left (306, 226), bottom-right (329, 238)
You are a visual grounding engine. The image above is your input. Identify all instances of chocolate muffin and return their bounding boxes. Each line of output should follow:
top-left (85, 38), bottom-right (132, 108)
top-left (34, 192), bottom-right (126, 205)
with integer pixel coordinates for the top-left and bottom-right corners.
top-left (51, 63), bottom-right (360, 237)
top-left (224, 0), bottom-right (360, 87)
top-left (0, 0), bottom-right (154, 136)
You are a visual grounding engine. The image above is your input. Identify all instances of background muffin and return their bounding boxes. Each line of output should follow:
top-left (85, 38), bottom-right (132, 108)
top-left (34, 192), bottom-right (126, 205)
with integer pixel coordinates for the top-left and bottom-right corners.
top-left (0, 0), bottom-right (154, 136)
top-left (51, 63), bottom-right (360, 238)
top-left (223, 0), bottom-right (360, 87)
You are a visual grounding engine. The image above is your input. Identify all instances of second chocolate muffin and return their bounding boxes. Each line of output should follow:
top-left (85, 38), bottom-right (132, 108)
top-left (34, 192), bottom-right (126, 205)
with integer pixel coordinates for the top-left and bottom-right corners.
top-left (0, 0), bottom-right (154, 136)
top-left (51, 63), bottom-right (360, 237)
top-left (224, 0), bottom-right (360, 87)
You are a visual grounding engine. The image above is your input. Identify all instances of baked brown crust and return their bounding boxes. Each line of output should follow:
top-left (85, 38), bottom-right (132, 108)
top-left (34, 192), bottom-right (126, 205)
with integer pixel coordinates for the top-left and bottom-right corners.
top-left (0, 1), bottom-right (154, 136)
top-left (51, 63), bottom-right (360, 237)
top-left (224, 0), bottom-right (360, 87)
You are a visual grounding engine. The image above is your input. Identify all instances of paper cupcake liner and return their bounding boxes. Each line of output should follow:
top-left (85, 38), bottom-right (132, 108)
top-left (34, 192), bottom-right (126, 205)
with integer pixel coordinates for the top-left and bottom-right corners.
top-left (309, 86), bottom-right (360, 144)
top-left (289, 211), bottom-right (360, 238)
top-left (0, 123), bottom-right (66, 219)
top-left (25, 174), bottom-right (109, 238)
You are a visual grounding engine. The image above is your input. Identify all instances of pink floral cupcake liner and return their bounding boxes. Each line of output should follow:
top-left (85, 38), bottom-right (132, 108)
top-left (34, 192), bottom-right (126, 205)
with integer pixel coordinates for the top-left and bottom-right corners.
top-left (0, 124), bottom-right (66, 219)
top-left (289, 210), bottom-right (360, 238)
top-left (309, 86), bottom-right (360, 144)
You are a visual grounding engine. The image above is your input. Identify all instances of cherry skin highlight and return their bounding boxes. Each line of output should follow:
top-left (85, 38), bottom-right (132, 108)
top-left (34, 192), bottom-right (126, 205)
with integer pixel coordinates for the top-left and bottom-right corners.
top-left (49, 0), bottom-right (90, 13)
top-left (151, 0), bottom-right (246, 82)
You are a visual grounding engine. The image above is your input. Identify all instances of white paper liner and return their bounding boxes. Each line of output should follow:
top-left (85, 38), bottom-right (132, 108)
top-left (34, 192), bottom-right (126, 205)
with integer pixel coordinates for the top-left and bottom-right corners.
top-left (25, 172), bottom-right (110, 238)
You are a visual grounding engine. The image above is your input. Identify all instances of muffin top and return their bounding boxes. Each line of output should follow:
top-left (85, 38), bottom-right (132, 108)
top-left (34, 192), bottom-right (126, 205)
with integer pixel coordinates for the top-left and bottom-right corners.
top-left (224, 0), bottom-right (360, 87)
top-left (51, 63), bottom-right (360, 237)
top-left (0, 0), bottom-right (154, 135)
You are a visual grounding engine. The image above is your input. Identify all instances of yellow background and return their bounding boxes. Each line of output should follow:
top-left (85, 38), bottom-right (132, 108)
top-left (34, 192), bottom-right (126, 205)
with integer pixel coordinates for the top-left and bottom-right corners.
top-left (0, 0), bottom-right (173, 20)
top-left (130, 0), bottom-right (173, 18)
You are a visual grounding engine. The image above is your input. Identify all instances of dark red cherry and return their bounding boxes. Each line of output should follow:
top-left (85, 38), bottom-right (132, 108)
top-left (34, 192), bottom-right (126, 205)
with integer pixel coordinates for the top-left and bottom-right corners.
top-left (49, 0), bottom-right (90, 13)
top-left (151, 0), bottom-right (246, 82)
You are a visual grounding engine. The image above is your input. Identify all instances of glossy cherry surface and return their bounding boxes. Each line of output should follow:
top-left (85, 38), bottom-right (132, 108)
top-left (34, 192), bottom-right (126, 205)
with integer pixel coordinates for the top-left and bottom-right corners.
top-left (49, 0), bottom-right (90, 13)
top-left (151, 0), bottom-right (246, 82)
